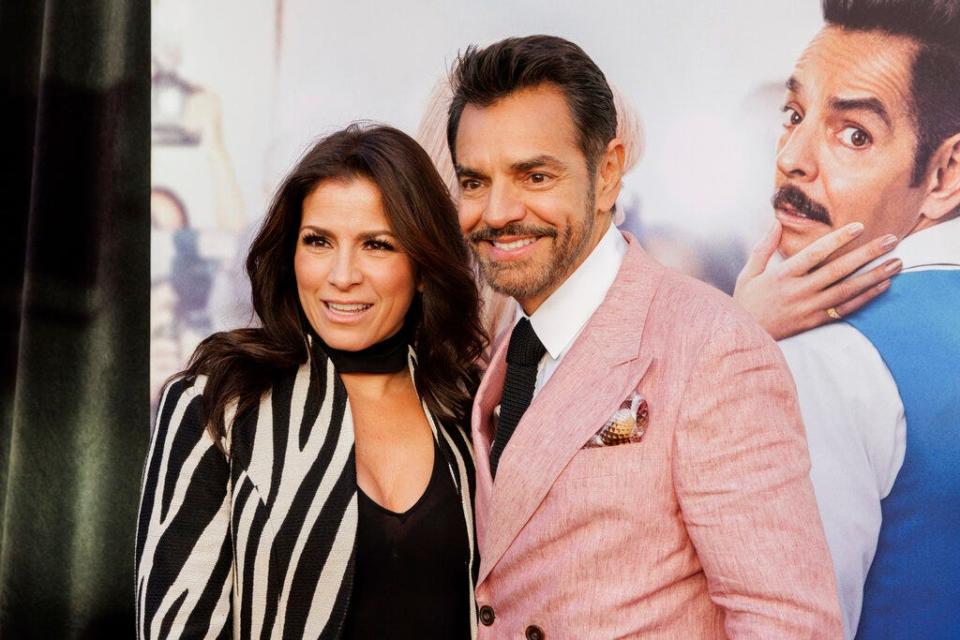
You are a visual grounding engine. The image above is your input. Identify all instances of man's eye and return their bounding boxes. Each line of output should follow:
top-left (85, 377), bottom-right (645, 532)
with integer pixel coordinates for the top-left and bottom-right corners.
top-left (839, 126), bottom-right (872, 148)
top-left (529, 173), bottom-right (548, 184)
top-left (460, 178), bottom-right (481, 191)
top-left (782, 106), bottom-right (803, 127)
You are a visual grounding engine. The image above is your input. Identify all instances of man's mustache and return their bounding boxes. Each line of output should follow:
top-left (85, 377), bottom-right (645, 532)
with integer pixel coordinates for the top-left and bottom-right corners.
top-left (465, 223), bottom-right (557, 245)
top-left (772, 185), bottom-right (832, 225)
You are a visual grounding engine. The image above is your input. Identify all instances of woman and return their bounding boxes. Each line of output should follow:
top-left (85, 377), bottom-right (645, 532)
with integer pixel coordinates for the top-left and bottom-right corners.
top-left (136, 124), bottom-right (486, 639)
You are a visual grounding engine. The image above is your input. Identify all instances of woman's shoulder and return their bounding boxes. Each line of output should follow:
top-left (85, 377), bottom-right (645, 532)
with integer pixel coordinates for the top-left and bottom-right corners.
top-left (155, 374), bottom-right (208, 427)
top-left (153, 368), bottom-right (265, 454)
top-left (151, 374), bottom-right (224, 456)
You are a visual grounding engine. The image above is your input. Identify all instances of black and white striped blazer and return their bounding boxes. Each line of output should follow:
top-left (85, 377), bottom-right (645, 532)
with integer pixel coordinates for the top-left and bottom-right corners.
top-left (136, 347), bottom-right (478, 639)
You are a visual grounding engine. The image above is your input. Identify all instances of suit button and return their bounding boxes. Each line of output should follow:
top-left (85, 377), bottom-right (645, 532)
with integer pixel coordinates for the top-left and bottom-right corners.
top-left (479, 605), bottom-right (495, 626)
top-left (525, 625), bottom-right (544, 640)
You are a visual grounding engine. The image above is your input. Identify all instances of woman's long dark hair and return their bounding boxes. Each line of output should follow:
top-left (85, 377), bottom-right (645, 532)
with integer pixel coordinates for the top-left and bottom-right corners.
top-left (181, 123), bottom-right (487, 450)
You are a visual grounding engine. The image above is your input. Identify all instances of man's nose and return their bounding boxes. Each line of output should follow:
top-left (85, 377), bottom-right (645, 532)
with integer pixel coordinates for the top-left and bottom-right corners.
top-left (327, 249), bottom-right (362, 288)
top-left (776, 122), bottom-right (818, 181)
top-left (482, 181), bottom-right (526, 228)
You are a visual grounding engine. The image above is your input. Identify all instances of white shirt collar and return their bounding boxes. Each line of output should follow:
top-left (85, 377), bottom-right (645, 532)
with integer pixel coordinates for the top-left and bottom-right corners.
top-left (858, 215), bottom-right (960, 274)
top-left (515, 222), bottom-right (628, 359)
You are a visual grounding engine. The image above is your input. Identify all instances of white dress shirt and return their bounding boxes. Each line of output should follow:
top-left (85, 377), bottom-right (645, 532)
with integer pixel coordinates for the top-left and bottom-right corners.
top-left (778, 215), bottom-right (960, 639)
top-left (514, 222), bottom-right (628, 396)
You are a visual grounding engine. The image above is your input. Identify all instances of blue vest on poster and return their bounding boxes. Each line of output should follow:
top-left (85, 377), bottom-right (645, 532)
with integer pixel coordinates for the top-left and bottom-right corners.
top-left (845, 270), bottom-right (960, 640)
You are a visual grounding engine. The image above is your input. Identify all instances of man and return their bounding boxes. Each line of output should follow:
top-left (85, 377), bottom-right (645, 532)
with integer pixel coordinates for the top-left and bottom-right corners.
top-left (764, 1), bottom-right (960, 637)
top-left (447, 35), bottom-right (842, 638)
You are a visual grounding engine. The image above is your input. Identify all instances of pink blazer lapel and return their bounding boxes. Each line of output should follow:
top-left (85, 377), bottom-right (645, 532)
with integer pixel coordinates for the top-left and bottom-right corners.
top-left (476, 234), bottom-right (665, 586)
top-left (471, 332), bottom-right (509, 554)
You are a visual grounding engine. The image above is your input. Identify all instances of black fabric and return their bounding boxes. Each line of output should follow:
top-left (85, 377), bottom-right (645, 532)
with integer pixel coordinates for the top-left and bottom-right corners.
top-left (342, 439), bottom-right (471, 639)
top-left (489, 318), bottom-right (546, 478)
top-left (0, 1), bottom-right (149, 637)
top-left (314, 321), bottom-right (411, 374)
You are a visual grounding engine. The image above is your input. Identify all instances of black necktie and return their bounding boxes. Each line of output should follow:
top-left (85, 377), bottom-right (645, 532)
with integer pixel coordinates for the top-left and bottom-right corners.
top-left (490, 318), bottom-right (546, 479)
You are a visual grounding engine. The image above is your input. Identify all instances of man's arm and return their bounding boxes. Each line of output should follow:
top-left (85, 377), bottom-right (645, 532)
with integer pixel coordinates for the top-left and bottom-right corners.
top-left (673, 309), bottom-right (843, 638)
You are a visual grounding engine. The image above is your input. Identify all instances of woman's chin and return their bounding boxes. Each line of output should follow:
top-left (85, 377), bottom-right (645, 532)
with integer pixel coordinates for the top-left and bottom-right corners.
top-left (318, 331), bottom-right (375, 352)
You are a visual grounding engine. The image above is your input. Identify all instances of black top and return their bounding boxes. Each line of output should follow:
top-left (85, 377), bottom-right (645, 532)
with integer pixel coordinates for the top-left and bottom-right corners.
top-left (341, 439), bottom-right (471, 639)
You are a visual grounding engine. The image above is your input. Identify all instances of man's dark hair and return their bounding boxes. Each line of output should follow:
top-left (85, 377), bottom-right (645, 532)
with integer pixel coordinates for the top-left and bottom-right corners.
top-left (823, 0), bottom-right (960, 186)
top-left (446, 35), bottom-right (617, 176)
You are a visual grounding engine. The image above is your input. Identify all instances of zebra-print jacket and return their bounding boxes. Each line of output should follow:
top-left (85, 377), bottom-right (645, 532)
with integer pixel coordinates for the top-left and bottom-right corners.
top-left (136, 347), bottom-right (478, 639)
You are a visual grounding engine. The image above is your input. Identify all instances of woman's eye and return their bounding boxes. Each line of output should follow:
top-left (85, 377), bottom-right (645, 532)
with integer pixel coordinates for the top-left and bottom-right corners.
top-left (839, 126), bottom-right (872, 148)
top-left (365, 239), bottom-right (395, 251)
top-left (781, 106), bottom-right (803, 127)
top-left (301, 233), bottom-right (329, 248)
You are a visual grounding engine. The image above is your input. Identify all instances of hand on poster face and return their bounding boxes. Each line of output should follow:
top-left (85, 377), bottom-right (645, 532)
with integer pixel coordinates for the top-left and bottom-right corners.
top-left (734, 221), bottom-right (902, 340)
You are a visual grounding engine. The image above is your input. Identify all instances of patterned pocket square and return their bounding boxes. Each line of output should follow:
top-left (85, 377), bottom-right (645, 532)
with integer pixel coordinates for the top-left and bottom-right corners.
top-left (585, 392), bottom-right (649, 448)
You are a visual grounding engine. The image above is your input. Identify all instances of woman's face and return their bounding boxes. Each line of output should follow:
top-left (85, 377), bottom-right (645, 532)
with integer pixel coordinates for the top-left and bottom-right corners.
top-left (294, 176), bottom-right (418, 352)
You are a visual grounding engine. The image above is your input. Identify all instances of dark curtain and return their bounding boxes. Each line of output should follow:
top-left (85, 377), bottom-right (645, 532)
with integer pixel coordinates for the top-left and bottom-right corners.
top-left (0, 1), bottom-right (149, 637)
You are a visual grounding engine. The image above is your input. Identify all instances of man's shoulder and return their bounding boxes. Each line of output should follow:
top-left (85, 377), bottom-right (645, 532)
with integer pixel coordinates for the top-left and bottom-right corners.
top-left (778, 322), bottom-right (897, 414)
top-left (643, 263), bottom-right (769, 341)
top-left (778, 322), bottom-right (877, 368)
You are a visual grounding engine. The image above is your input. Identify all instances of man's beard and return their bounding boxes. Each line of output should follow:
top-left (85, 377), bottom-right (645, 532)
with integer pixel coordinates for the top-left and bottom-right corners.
top-left (466, 201), bottom-right (596, 302)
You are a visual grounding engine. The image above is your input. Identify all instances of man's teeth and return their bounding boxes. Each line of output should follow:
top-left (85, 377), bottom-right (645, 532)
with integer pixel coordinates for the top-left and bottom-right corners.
top-left (327, 303), bottom-right (371, 312)
top-left (493, 237), bottom-right (537, 250)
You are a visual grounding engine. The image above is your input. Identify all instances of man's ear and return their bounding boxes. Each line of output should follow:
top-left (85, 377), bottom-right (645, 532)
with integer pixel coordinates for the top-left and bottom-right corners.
top-left (921, 132), bottom-right (960, 221)
top-left (596, 137), bottom-right (625, 215)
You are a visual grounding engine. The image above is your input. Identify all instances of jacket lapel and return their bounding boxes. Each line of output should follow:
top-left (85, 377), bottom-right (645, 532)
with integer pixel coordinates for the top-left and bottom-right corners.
top-left (471, 334), bottom-right (509, 555)
top-left (476, 235), bottom-right (665, 585)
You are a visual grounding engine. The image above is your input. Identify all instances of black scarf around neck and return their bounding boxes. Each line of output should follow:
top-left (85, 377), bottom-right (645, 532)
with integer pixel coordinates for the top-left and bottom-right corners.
top-left (314, 322), bottom-right (411, 374)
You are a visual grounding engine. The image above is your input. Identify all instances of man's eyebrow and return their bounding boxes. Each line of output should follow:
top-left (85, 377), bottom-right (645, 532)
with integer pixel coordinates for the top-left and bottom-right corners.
top-left (510, 155), bottom-right (567, 174)
top-left (454, 165), bottom-right (485, 179)
top-left (786, 76), bottom-right (801, 93)
top-left (829, 96), bottom-right (893, 130)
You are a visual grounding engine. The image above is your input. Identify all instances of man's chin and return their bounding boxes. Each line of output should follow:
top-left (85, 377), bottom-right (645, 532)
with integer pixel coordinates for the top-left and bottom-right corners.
top-left (482, 263), bottom-right (551, 301)
top-left (777, 226), bottom-right (819, 259)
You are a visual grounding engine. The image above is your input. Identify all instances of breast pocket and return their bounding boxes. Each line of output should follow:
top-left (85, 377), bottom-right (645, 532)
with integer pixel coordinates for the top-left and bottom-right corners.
top-left (555, 440), bottom-right (648, 483)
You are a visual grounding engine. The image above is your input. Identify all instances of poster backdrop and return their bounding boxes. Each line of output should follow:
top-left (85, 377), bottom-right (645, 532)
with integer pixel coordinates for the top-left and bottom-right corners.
top-left (150, 0), bottom-right (823, 410)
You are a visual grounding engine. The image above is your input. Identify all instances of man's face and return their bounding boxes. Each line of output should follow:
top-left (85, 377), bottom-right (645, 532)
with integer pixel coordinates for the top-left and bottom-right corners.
top-left (453, 84), bottom-right (607, 314)
top-left (775, 26), bottom-right (927, 258)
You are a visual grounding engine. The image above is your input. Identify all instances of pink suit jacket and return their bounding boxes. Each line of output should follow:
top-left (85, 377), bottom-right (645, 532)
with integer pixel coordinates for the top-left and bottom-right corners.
top-left (472, 235), bottom-right (843, 639)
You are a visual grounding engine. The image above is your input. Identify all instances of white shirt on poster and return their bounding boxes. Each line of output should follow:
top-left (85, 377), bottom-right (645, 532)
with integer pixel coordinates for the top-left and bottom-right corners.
top-left (778, 215), bottom-right (960, 639)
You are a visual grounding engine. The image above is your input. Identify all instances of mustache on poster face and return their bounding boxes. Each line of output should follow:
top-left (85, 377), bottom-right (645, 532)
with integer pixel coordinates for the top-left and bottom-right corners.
top-left (465, 223), bottom-right (558, 245)
top-left (772, 185), bottom-right (832, 225)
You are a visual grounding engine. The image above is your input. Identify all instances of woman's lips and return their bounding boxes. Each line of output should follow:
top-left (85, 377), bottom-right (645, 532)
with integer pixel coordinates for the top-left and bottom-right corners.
top-left (322, 301), bottom-right (373, 323)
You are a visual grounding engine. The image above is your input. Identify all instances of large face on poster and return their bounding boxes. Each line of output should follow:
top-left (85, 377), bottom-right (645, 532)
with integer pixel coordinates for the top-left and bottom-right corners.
top-left (776, 26), bottom-right (927, 258)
